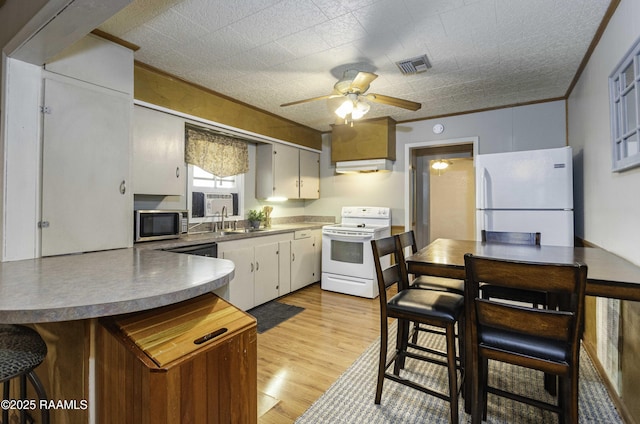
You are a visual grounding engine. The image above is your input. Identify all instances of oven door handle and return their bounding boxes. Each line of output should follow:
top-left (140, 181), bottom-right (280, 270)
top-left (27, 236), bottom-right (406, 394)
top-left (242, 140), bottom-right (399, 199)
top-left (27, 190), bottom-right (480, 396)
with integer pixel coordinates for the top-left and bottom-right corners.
top-left (323, 231), bottom-right (374, 241)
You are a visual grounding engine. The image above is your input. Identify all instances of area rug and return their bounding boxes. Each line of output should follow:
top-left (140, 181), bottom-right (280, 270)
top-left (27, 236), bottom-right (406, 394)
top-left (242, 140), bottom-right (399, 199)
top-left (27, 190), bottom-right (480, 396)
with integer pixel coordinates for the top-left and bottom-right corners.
top-left (295, 321), bottom-right (621, 423)
top-left (248, 301), bottom-right (304, 333)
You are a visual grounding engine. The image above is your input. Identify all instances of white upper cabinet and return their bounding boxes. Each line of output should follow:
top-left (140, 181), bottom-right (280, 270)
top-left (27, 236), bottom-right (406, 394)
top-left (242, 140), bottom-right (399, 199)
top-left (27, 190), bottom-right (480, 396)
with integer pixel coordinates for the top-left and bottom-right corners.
top-left (45, 34), bottom-right (133, 95)
top-left (256, 143), bottom-right (320, 200)
top-left (299, 149), bottom-right (320, 199)
top-left (132, 106), bottom-right (186, 196)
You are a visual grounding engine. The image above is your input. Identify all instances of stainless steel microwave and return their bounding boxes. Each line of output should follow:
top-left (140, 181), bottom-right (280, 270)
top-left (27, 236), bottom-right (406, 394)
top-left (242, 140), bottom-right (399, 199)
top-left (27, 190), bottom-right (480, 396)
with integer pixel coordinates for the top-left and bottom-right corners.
top-left (134, 210), bottom-right (188, 242)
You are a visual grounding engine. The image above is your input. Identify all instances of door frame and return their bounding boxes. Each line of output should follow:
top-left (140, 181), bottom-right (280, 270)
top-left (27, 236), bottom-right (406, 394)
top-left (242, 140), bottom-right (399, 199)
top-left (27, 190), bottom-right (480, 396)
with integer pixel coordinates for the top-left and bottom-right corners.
top-left (403, 137), bottom-right (479, 233)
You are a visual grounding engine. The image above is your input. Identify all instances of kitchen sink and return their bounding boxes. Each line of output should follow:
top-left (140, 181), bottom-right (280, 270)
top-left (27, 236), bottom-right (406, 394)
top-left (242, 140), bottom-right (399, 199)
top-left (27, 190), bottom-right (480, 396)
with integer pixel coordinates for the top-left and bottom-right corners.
top-left (212, 228), bottom-right (266, 236)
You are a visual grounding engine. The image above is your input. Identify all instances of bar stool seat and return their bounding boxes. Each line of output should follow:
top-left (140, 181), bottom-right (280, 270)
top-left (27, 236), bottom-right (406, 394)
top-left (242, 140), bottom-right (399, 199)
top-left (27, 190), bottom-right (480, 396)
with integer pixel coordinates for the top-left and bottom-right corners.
top-left (0, 324), bottom-right (49, 424)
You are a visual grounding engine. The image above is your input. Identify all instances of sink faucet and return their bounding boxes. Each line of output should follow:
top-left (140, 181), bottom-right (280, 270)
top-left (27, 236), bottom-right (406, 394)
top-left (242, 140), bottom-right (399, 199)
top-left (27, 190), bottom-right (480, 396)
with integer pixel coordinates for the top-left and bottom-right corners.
top-left (221, 206), bottom-right (228, 230)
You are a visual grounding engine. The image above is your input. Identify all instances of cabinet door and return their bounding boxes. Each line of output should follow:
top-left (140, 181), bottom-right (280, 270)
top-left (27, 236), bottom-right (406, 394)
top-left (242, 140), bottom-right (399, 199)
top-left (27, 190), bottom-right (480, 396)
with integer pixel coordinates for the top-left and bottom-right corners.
top-left (273, 144), bottom-right (300, 199)
top-left (278, 241), bottom-right (291, 296)
top-left (132, 106), bottom-right (185, 195)
top-left (312, 230), bottom-right (322, 282)
top-left (299, 150), bottom-right (320, 199)
top-left (222, 247), bottom-right (255, 311)
top-left (254, 242), bottom-right (280, 306)
top-left (41, 77), bottom-right (131, 256)
top-left (291, 237), bottom-right (316, 291)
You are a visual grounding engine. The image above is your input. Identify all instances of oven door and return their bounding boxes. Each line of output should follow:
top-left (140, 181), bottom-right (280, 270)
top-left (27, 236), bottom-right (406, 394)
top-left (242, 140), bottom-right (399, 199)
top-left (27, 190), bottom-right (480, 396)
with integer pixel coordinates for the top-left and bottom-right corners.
top-left (322, 230), bottom-right (375, 280)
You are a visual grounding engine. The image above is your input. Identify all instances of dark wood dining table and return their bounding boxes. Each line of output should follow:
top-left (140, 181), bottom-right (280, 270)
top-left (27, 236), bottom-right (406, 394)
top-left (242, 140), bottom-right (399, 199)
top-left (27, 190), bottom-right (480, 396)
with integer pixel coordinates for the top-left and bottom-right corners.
top-left (405, 237), bottom-right (640, 414)
top-left (406, 238), bottom-right (640, 302)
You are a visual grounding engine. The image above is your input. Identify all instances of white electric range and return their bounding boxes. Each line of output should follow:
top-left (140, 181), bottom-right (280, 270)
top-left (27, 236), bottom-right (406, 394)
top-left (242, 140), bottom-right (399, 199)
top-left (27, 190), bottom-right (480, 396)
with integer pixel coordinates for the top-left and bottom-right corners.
top-left (321, 206), bottom-right (391, 298)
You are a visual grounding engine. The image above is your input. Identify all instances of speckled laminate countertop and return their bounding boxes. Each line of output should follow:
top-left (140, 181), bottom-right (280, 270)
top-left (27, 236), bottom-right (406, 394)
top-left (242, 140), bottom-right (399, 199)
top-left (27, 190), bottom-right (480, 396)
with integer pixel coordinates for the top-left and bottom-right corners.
top-left (0, 248), bottom-right (235, 324)
top-left (136, 222), bottom-right (327, 251)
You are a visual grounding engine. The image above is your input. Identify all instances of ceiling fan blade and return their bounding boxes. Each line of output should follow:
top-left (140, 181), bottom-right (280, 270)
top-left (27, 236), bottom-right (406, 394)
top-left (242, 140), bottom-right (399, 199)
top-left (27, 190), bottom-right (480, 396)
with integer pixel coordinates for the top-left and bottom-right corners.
top-left (349, 71), bottom-right (378, 94)
top-left (364, 93), bottom-right (422, 111)
top-left (280, 94), bottom-right (341, 107)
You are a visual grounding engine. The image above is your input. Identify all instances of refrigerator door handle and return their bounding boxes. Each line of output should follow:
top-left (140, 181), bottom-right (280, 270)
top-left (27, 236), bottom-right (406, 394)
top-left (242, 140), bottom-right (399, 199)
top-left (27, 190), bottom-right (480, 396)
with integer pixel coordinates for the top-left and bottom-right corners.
top-left (479, 166), bottom-right (488, 209)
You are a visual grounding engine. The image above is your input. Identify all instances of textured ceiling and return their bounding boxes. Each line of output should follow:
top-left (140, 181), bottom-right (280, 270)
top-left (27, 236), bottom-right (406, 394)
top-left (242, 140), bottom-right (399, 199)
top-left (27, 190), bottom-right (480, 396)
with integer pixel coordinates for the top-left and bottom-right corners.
top-left (100, 0), bottom-right (612, 132)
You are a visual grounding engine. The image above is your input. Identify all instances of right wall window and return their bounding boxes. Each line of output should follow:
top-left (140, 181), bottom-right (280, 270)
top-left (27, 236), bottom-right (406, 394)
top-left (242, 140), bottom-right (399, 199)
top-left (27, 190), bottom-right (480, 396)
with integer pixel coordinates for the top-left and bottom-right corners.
top-left (610, 37), bottom-right (640, 171)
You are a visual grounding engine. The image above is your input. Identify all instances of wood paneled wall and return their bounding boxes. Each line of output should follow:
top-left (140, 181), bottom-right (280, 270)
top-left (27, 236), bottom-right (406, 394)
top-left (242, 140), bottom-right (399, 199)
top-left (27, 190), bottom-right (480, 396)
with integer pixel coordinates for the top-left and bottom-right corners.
top-left (133, 62), bottom-right (322, 150)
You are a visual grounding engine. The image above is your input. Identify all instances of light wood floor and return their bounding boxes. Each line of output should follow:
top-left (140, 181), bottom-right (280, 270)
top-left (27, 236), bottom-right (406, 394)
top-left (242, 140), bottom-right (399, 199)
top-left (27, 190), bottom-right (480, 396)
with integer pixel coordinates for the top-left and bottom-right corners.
top-left (257, 283), bottom-right (383, 423)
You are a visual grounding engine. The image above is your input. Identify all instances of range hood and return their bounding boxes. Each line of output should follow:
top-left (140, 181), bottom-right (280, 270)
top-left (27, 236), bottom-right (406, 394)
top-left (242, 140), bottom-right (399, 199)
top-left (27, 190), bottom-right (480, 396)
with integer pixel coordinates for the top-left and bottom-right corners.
top-left (335, 159), bottom-right (393, 173)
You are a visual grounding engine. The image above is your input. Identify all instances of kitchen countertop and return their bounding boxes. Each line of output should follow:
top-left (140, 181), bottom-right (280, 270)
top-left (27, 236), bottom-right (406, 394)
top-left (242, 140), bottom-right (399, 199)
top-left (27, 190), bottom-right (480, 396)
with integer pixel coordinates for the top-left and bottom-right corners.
top-left (0, 248), bottom-right (235, 324)
top-left (136, 222), bottom-right (327, 251)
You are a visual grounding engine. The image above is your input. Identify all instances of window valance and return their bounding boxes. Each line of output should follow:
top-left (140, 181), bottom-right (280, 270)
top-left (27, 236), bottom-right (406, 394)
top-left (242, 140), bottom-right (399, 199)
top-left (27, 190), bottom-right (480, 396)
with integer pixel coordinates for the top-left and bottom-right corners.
top-left (184, 124), bottom-right (249, 177)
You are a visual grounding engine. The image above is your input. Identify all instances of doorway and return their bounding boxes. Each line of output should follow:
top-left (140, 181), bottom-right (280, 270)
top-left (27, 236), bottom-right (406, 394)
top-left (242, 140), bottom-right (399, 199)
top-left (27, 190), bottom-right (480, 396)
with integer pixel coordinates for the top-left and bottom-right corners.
top-left (404, 138), bottom-right (478, 250)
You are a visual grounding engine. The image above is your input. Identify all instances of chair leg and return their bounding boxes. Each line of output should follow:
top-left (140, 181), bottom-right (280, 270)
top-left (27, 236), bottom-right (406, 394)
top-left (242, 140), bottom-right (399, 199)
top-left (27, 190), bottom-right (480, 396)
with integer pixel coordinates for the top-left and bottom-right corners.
top-left (3, 380), bottom-right (9, 424)
top-left (470, 353), bottom-right (483, 424)
top-left (481, 357), bottom-right (489, 421)
top-left (375, 318), bottom-right (389, 404)
top-left (27, 371), bottom-right (49, 424)
top-left (411, 322), bottom-right (420, 344)
top-left (19, 374), bottom-right (27, 424)
top-left (394, 319), bottom-right (409, 374)
top-left (445, 323), bottom-right (459, 424)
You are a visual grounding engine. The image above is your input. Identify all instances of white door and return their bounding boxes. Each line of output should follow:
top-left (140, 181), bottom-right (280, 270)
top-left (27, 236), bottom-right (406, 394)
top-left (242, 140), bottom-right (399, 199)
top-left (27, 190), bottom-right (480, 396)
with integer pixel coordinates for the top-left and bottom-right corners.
top-left (254, 243), bottom-right (280, 305)
top-left (223, 247), bottom-right (255, 311)
top-left (41, 77), bottom-right (131, 256)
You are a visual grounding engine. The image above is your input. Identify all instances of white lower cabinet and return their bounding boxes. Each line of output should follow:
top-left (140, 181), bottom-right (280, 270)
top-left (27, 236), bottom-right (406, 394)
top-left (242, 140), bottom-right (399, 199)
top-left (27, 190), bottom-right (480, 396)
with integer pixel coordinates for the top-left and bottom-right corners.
top-left (291, 237), bottom-right (315, 292)
top-left (218, 233), bottom-right (291, 311)
top-left (220, 246), bottom-right (255, 311)
top-left (253, 243), bottom-right (280, 306)
top-left (218, 230), bottom-right (321, 310)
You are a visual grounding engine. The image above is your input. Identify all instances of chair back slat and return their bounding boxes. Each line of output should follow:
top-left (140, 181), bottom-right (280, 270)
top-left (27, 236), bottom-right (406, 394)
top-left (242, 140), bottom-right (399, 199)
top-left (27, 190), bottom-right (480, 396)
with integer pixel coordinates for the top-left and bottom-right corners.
top-left (469, 256), bottom-right (582, 296)
top-left (476, 300), bottom-right (574, 341)
top-left (397, 230), bottom-right (418, 254)
top-left (481, 230), bottom-right (541, 246)
top-left (371, 236), bottom-right (406, 299)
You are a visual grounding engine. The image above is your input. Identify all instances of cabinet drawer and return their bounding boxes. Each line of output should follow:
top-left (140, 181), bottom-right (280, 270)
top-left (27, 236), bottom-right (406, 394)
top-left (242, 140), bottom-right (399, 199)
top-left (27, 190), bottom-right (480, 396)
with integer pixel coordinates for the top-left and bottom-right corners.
top-left (294, 229), bottom-right (312, 239)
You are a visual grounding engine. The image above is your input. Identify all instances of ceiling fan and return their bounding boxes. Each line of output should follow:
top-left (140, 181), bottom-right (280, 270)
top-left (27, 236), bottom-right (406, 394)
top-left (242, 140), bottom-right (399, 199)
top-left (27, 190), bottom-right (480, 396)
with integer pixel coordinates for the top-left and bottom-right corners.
top-left (280, 70), bottom-right (422, 124)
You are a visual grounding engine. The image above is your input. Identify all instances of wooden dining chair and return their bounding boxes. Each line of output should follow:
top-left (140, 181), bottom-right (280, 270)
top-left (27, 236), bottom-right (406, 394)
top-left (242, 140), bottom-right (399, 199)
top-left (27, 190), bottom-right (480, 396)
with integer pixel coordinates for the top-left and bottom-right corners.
top-left (464, 254), bottom-right (587, 424)
top-left (397, 230), bottom-right (464, 295)
top-left (396, 230), bottom-right (464, 345)
top-left (480, 230), bottom-right (547, 308)
top-left (371, 235), bottom-right (464, 423)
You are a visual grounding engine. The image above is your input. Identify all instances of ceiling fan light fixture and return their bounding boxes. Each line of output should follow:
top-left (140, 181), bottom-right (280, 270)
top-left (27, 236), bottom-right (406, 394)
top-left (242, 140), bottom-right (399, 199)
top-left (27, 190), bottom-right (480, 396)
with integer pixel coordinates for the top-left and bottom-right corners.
top-left (351, 101), bottom-right (370, 120)
top-left (335, 99), bottom-right (354, 119)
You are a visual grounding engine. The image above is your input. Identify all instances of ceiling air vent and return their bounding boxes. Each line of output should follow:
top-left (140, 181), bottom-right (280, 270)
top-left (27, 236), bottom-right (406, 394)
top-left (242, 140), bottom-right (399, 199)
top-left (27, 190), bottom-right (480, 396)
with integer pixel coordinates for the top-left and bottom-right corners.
top-left (395, 54), bottom-right (432, 75)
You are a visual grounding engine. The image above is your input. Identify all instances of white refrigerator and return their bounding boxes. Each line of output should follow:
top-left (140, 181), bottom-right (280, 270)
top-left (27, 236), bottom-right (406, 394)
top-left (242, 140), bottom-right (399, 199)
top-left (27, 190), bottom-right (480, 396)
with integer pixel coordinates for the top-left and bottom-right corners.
top-left (475, 146), bottom-right (574, 247)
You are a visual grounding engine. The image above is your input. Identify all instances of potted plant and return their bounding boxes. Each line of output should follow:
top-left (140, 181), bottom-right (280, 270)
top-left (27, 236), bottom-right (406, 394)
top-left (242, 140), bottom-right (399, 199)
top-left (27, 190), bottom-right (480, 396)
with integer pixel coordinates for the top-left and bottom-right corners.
top-left (247, 209), bottom-right (265, 229)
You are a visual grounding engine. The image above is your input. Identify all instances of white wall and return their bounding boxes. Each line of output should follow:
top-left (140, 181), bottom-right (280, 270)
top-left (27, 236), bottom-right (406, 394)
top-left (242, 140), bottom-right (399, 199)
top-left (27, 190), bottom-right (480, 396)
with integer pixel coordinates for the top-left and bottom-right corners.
top-left (306, 100), bottom-right (567, 226)
top-left (568, 0), bottom-right (640, 265)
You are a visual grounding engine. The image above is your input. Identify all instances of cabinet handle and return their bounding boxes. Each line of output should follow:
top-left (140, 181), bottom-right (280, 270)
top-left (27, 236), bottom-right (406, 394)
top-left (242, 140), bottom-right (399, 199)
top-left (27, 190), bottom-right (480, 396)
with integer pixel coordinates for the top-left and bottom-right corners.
top-left (119, 180), bottom-right (126, 195)
top-left (256, 261), bottom-right (260, 271)
top-left (292, 253), bottom-right (295, 262)
top-left (176, 167), bottom-right (180, 178)
top-left (194, 328), bottom-right (227, 345)
top-left (250, 262), bottom-right (254, 272)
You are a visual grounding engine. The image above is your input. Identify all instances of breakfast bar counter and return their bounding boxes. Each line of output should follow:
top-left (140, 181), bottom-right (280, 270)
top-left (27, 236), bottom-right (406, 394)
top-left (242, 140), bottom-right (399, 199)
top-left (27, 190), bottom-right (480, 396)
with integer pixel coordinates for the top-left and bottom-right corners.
top-left (0, 248), bottom-right (235, 324)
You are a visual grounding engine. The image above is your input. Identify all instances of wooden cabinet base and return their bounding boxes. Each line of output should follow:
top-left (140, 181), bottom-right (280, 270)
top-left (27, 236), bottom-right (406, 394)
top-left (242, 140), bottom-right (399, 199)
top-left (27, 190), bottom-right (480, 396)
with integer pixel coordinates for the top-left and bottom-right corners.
top-left (96, 294), bottom-right (257, 423)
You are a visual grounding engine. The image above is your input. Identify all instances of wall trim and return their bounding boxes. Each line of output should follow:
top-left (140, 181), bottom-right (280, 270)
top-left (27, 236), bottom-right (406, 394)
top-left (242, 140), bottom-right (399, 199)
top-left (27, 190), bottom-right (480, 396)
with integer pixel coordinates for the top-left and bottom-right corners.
top-left (403, 137), bottom-right (479, 233)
